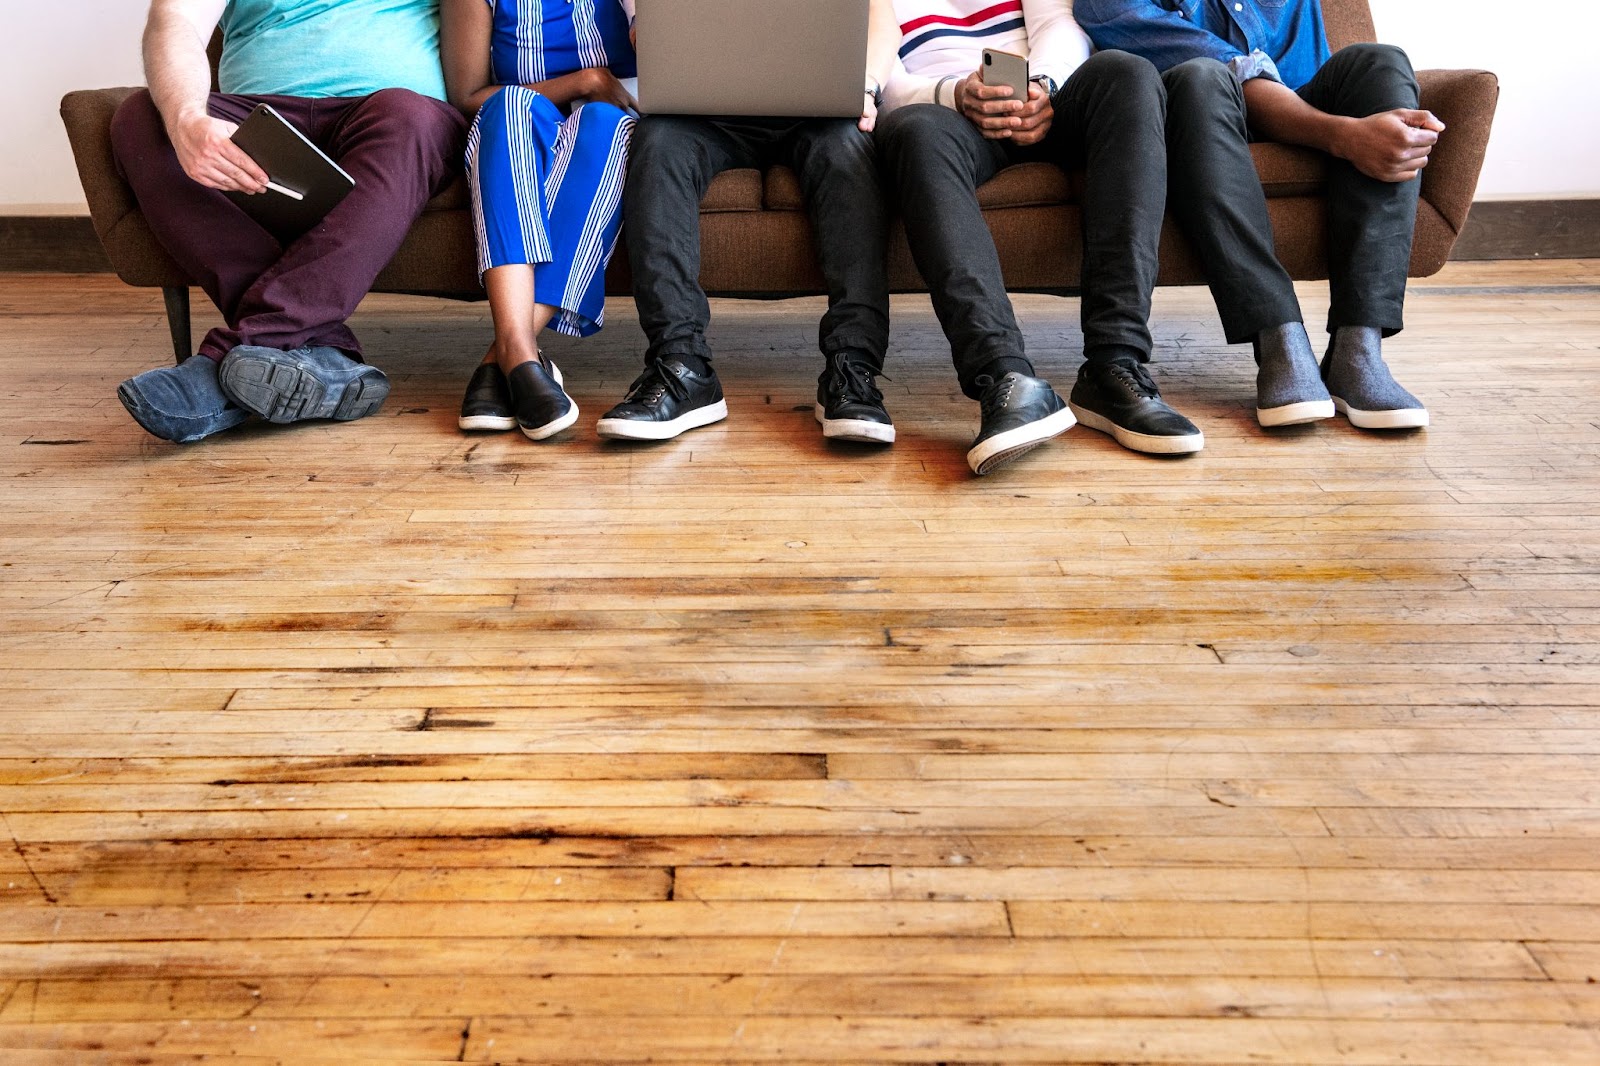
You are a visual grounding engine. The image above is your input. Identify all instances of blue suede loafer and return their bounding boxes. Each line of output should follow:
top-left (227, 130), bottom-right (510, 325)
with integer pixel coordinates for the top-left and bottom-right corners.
top-left (219, 345), bottom-right (390, 424)
top-left (117, 355), bottom-right (251, 443)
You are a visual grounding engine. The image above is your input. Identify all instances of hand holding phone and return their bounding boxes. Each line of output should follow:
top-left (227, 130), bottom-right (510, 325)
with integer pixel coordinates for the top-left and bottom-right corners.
top-left (981, 48), bottom-right (1029, 105)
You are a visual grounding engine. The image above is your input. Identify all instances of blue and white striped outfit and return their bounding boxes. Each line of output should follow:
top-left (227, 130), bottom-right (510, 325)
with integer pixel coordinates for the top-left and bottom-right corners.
top-left (465, 0), bottom-right (636, 337)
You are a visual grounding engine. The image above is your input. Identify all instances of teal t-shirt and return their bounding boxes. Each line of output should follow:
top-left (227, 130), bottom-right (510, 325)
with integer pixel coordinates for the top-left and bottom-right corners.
top-left (218, 0), bottom-right (448, 101)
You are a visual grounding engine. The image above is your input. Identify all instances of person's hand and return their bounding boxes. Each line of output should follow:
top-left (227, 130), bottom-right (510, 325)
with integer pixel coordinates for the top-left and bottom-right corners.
top-left (577, 67), bottom-right (636, 110)
top-left (1007, 82), bottom-right (1054, 146)
top-left (629, 22), bottom-right (637, 49)
top-left (954, 67), bottom-right (1026, 138)
top-left (168, 109), bottom-right (268, 193)
top-left (1332, 108), bottom-right (1445, 182)
top-left (859, 92), bottom-right (879, 133)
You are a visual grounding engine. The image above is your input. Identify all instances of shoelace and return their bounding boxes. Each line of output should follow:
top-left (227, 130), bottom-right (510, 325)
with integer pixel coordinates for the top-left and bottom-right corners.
top-left (829, 357), bottom-right (885, 407)
top-left (1108, 361), bottom-right (1160, 399)
top-left (623, 361), bottom-right (690, 406)
top-left (975, 374), bottom-right (1017, 418)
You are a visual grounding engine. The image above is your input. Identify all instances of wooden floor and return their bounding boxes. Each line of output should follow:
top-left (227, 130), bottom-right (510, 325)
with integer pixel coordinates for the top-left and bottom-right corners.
top-left (1, 262), bottom-right (1599, 1064)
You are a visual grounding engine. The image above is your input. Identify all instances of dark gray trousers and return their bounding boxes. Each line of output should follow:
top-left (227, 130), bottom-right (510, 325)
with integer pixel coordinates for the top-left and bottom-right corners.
top-left (876, 49), bottom-right (1168, 398)
top-left (623, 115), bottom-right (890, 370)
top-left (1164, 43), bottom-right (1423, 342)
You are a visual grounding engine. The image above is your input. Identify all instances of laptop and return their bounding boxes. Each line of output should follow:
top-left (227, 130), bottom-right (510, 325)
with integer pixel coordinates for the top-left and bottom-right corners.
top-left (634, 0), bottom-right (870, 118)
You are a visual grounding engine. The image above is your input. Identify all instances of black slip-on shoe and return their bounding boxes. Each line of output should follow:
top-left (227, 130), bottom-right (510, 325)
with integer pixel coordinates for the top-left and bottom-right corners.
top-left (507, 359), bottom-right (578, 440)
top-left (596, 358), bottom-right (727, 441)
top-left (1068, 359), bottom-right (1204, 455)
top-left (966, 372), bottom-right (1075, 475)
top-left (815, 351), bottom-right (894, 444)
top-left (458, 363), bottom-right (516, 432)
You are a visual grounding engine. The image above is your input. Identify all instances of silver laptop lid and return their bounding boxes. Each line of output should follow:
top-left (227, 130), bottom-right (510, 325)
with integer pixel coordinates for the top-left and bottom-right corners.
top-left (635, 0), bottom-right (870, 118)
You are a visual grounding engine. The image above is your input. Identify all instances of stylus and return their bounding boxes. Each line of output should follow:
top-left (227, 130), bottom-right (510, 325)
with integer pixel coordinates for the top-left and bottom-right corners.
top-left (265, 181), bottom-right (304, 201)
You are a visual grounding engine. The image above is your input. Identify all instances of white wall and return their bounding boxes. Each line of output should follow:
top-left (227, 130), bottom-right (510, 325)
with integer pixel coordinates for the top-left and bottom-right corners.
top-left (0, 2), bottom-right (146, 212)
top-left (1370, 0), bottom-right (1600, 200)
top-left (0, 0), bottom-right (1597, 210)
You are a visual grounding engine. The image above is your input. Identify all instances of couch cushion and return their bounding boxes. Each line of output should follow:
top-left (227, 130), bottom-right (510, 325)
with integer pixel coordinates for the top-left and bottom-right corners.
top-left (1251, 143), bottom-right (1329, 197)
top-left (763, 146), bottom-right (1326, 213)
top-left (424, 176), bottom-right (470, 212)
top-left (703, 169), bottom-right (764, 211)
top-left (423, 167), bottom-right (767, 214)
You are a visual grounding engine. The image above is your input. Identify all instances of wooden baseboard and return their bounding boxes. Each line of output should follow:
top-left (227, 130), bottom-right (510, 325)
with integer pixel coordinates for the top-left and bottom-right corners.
top-left (2, 199), bottom-right (1596, 273)
top-left (1449, 199), bottom-right (1600, 261)
top-left (0, 216), bottom-right (112, 273)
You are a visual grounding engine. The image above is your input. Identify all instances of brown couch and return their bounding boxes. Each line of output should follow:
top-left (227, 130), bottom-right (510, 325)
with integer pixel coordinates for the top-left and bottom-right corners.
top-left (61, 0), bottom-right (1497, 361)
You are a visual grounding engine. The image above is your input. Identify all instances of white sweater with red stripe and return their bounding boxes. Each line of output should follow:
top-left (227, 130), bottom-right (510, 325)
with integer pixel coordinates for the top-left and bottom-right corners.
top-left (882, 0), bottom-right (1091, 113)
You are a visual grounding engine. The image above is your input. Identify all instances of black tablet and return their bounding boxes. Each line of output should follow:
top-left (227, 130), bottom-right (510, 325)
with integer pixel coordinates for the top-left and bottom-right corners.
top-left (225, 103), bottom-right (355, 244)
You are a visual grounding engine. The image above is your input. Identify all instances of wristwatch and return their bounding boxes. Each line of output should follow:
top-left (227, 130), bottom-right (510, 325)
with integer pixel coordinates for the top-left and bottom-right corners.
top-left (865, 78), bottom-right (884, 108)
top-left (1029, 74), bottom-right (1058, 98)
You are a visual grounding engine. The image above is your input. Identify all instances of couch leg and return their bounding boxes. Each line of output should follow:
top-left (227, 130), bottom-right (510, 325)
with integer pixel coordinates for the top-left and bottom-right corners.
top-left (162, 286), bottom-right (191, 364)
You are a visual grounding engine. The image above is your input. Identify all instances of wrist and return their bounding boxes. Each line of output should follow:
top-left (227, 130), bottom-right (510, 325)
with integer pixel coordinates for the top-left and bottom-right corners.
top-left (1322, 114), bottom-right (1359, 160)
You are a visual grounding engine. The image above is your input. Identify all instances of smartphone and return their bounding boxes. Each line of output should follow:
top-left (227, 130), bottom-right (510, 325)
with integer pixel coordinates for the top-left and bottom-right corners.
top-left (981, 48), bottom-right (1030, 105)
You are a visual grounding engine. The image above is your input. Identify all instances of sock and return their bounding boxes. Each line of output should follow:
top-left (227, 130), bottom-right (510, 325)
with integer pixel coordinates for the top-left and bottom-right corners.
top-left (667, 353), bottom-right (712, 377)
top-left (1253, 321), bottom-right (1330, 412)
top-left (1084, 345), bottom-right (1144, 369)
top-left (1324, 326), bottom-right (1424, 412)
top-left (979, 355), bottom-right (1034, 382)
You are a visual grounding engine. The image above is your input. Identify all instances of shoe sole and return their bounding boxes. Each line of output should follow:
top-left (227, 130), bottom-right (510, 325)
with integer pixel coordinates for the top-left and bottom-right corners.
top-left (1333, 396), bottom-right (1429, 430)
top-left (222, 354), bottom-right (389, 424)
top-left (1257, 399), bottom-right (1335, 428)
top-left (459, 362), bottom-right (565, 434)
top-left (814, 404), bottom-right (895, 444)
top-left (458, 414), bottom-right (516, 432)
top-left (520, 401), bottom-right (580, 441)
top-left (596, 399), bottom-right (728, 441)
top-left (1069, 403), bottom-right (1204, 455)
top-left (966, 406), bottom-right (1076, 476)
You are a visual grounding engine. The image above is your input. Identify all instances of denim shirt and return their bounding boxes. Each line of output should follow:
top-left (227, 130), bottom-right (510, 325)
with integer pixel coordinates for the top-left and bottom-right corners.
top-left (1075, 0), bottom-right (1332, 91)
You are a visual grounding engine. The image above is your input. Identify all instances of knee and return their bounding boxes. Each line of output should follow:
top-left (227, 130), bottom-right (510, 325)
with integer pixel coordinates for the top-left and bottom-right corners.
top-left (577, 100), bottom-right (632, 132)
top-left (1083, 48), bottom-right (1164, 99)
top-left (1163, 58), bottom-right (1243, 123)
top-left (109, 89), bottom-right (164, 162)
top-left (808, 121), bottom-right (875, 172)
top-left (876, 104), bottom-right (959, 162)
top-left (364, 87), bottom-right (464, 146)
top-left (1164, 58), bottom-right (1237, 102)
top-left (628, 117), bottom-right (698, 173)
top-left (1334, 43), bottom-right (1419, 101)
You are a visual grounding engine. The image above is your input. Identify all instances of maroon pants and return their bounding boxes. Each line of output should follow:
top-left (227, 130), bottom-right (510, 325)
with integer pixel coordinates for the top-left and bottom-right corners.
top-left (111, 89), bottom-right (465, 361)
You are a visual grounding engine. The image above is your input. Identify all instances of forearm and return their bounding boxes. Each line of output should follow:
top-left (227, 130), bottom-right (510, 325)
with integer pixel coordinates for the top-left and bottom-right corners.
top-left (866, 0), bottom-right (899, 88)
top-left (1020, 0), bottom-right (1091, 88)
top-left (142, 0), bottom-right (223, 132)
top-left (1242, 77), bottom-right (1350, 153)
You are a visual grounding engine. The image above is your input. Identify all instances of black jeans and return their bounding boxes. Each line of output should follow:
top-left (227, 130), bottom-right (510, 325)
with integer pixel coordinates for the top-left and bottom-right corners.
top-left (1164, 43), bottom-right (1422, 342)
top-left (876, 49), bottom-right (1167, 399)
top-left (624, 116), bottom-right (890, 369)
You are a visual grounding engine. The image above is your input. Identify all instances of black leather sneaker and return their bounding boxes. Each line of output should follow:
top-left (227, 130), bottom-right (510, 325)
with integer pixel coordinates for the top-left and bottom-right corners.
top-left (815, 351), bottom-right (894, 444)
top-left (507, 358), bottom-right (578, 440)
top-left (1068, 359), bottom-right (1204, 455)
top-left (596, 358), bottom-right (728, 441)
top-left (457, 362), bottom-right (515, 432)
top-left (966, 371), bottom-right (1076, 475)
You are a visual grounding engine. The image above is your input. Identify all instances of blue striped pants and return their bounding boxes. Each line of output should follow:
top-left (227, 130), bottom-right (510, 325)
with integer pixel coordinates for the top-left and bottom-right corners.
top-left (466, 86), bottom-right (634, 337)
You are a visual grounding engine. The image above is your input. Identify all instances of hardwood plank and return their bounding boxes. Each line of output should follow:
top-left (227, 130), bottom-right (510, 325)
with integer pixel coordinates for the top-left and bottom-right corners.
top-left (5, 974), bottom-right (1595, 1023)
top-left (0, 936), bottom-right (1547, 980)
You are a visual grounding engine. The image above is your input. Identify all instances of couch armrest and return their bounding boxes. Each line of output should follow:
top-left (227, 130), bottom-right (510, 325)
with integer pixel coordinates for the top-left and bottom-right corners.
top-left (59, 87), bottom-right (143, 245)
top-left (1416, 68), bottom-right (1499, 238)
